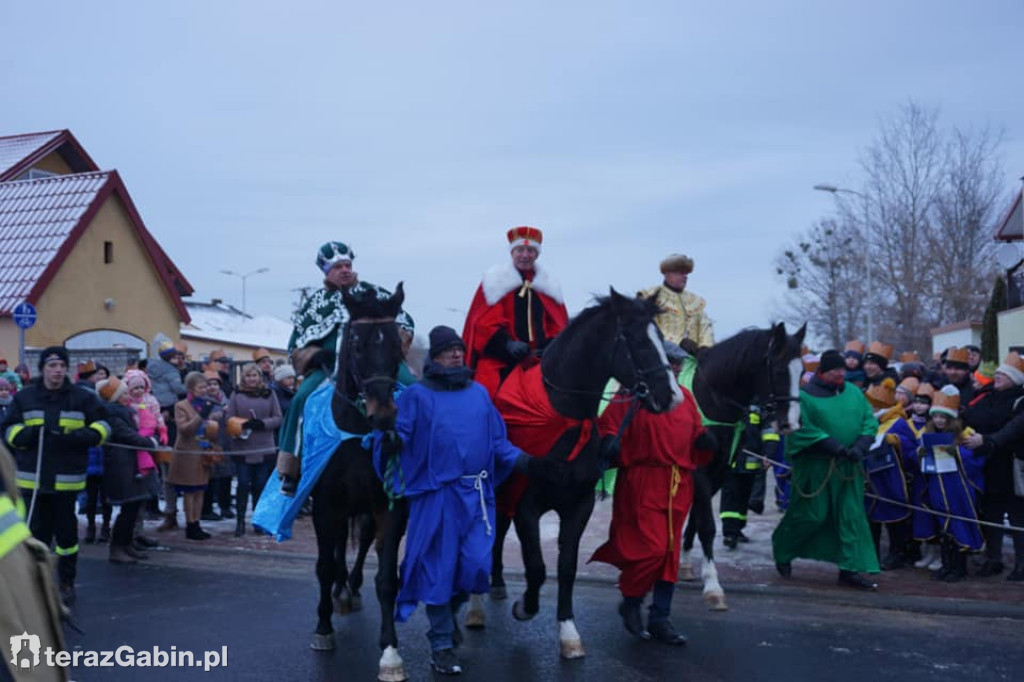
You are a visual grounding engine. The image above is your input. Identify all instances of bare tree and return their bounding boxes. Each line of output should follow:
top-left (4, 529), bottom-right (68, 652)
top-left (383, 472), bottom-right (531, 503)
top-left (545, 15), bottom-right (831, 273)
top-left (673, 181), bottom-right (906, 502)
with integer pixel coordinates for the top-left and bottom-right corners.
top-left (775, 218), bottom-right (866, 348)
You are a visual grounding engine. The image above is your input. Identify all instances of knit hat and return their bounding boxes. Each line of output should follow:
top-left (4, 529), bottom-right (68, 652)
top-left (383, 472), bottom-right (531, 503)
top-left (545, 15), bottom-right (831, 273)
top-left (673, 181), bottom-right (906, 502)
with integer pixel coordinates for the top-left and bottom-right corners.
top-left (863, 341), bottom-right (894, 370)
top-left (818, 349), bottom-right (845, 374)
top-left (316, 241), bottom-right (355, 274)
top-left (428, 325), bottom-right (466, 359)
top-left (662, 340), bottom-right (688, 363)
top-left (273, 364), bottom-right (296, 383)
top-left (38, 346), bottom-right (69, 370)
top-left (659, 253), bottom-right (694, 275)
top-left (996, 352), bottom-right (1024, 387)
top-left (507, 226), bottom-right (543, 254)
top-left (844, 340), bottom-right (865, 358)
top-left (943, 347), bottom-right (970, 369)
top-left (930, 385), bottom-right (961, 418)
top-left (96, 376), bottom-right (128, 403)
top-left (124, 369), bottom-right (150, 392)
top-left (865, 377), bottom-right (897, 410)
top-left (253, 347), bottom-right (272, 362)
top-left (158, 339), bottom-right (177, 360)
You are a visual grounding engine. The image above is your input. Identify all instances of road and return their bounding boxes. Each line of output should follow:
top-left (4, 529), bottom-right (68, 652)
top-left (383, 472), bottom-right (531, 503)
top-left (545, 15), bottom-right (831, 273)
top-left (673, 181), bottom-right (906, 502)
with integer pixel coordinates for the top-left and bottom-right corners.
top-left (54, 544), bottom-right (1023, 682)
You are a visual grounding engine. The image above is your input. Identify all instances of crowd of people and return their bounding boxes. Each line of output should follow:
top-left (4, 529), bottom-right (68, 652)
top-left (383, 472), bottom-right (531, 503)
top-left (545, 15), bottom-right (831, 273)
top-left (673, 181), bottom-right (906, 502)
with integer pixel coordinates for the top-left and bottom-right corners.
top-left (2, 226), bottom-right (1023, 680)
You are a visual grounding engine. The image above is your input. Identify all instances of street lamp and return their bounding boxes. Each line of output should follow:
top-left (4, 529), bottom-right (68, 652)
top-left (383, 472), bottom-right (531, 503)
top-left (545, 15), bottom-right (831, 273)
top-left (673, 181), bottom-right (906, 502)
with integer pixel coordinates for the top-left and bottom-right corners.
top-left (221, 267), bottom-right (270, 315)
top-left (813, 184), bottom-right (874, 343)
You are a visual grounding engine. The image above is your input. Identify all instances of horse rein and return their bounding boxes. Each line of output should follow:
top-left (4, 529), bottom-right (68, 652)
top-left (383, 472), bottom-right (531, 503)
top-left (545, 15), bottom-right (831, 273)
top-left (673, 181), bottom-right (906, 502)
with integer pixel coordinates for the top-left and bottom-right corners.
top-left (334, 316), bottom-right (401, 412)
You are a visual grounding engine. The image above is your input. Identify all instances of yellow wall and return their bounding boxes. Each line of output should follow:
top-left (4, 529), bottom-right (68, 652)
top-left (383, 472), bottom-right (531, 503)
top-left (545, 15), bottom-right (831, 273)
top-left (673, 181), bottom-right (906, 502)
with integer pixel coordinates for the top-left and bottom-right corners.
top-left (0, 320), bottom-right (21, 365)
top-left (31, 151), bottom-right (74, 176)
top-left (998, 307), bottom-right (1024, 357)
top-left (26, 193), bottom-right (182, 351)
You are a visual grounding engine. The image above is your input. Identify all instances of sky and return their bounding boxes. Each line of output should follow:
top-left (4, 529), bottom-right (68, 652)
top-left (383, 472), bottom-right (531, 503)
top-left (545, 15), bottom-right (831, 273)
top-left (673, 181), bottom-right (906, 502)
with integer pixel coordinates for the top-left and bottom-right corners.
top-left (3, 1), bottom-right (1024, 346)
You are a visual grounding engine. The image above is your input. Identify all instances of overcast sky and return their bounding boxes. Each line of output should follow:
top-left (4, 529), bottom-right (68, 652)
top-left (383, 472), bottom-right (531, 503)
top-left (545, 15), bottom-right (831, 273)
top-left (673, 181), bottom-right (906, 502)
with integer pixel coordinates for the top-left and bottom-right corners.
top-left (3, 1), bottom-right (1023, 345)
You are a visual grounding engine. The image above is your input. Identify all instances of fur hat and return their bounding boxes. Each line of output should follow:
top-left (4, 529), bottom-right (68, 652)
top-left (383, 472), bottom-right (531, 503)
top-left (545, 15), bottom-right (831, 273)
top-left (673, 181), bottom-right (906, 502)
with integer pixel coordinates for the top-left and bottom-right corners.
top-left (865, 377), bottom-right (897, 410)
top-left (38, 346), bottom-right (69, 371)
top-left (944, 347), bottom-right (970, 368)
top-left (507, 226), bottom-right (543, 253)
top-left (659, 253), bottom-right (694, 275)
top-left (930, 385), bottom-right (961, 418)
top-left (252, 347), bottom-right (272, 363)
top-left (818, 349), bottom-right (845, 374)
top-left (844, 340), bottom-right (866, 357)
top-left (96, 376), bottom-right (128, 403)
top-left (429, 325), bottom-right (466, 359)
top-left (316, 241), bottom-right (355, 274)
top-left (273, 364), bottom-right (296, 383)
top-left (864, 341), bottom-right (894, 369)
top-left (996, 352), bottom-right (1024, 387)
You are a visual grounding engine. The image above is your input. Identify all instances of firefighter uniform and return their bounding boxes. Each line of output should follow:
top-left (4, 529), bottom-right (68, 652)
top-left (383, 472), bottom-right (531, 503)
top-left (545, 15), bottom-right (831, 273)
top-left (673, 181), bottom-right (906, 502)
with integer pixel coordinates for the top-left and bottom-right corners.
top-left (720, 406), bottom-right (779, 547)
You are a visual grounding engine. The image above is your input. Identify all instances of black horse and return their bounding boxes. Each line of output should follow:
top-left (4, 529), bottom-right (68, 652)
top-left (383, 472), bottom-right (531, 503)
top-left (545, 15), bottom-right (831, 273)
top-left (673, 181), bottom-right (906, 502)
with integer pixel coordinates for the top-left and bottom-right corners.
top-left (307, 283), bottom-right (412, 682)
top-left (679, 322), bottom-right (805, 610)
top-left (475, 289), bottom-right (683, 659)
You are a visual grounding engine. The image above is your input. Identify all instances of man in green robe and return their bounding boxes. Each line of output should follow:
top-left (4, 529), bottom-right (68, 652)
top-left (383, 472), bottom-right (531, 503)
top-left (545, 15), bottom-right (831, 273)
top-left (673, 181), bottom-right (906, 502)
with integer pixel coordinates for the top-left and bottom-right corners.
top-left (277, 241), bottom-right (414, 495)
top-left (772, 349), bottom-right (881, 589)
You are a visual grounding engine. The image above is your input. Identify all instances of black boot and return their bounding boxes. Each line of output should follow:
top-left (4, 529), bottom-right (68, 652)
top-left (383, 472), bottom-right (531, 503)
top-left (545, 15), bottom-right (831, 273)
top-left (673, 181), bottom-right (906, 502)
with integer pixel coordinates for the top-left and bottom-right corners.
top-left (185, 522), bottom-right (209, 541)
top-left (932, 541), bottom-right (953, 581)
top-left (976, 560), bottom-right (1004, 577)
top-left (618, 598), bottom-right (645, 637)
top-left (84, 523), bottom-right (96, 544)
top-left (281, 475), bottom-right (298, 497)
top-left (837, 570), bottom-right (877, 590)
top-left (98, 521), bottom-right (111, 544)
top-left (942, 550), bottom-right (967, 583)
top-left (234, 491), bottom-right (247, 537)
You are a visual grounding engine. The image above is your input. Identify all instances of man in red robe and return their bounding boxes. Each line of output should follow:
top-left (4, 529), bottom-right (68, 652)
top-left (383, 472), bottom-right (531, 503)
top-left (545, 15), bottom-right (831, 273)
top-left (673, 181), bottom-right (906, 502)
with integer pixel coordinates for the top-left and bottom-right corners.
top-left (462, 226), bottom-right (570, 398)
top-left (590, 341), bottom-right (713, 645)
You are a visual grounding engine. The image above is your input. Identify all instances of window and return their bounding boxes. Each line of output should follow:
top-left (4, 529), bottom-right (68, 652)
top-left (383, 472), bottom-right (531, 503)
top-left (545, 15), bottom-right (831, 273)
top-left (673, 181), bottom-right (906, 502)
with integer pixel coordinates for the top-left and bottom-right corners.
top-left (23, 168), bottom-right (58, 180)
top-left (104, 241), bottom-right (113, 264)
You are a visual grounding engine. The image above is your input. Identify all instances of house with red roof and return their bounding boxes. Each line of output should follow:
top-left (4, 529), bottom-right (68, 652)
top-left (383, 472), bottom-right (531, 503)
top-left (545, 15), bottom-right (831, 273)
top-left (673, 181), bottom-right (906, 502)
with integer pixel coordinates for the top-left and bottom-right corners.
top-left (0, 129), bottom-right (194, 370)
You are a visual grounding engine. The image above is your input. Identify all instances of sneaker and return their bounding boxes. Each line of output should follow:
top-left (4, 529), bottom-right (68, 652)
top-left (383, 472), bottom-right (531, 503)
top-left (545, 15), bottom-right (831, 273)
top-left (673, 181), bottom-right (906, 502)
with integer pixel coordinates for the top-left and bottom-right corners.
top-left (646, 619), bottom-right (687, 646)
top-left (837, 571), bottom-right (877, 590)
top-left (430, 648), bottom-right (462, 675)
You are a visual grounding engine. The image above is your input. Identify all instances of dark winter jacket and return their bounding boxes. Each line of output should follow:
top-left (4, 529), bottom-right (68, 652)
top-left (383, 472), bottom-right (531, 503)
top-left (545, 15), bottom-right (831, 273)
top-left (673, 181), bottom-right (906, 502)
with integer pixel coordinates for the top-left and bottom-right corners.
top-left (1, 378), bottom-right (110, 494)
top-left (147, 356), bottom-right (186, 408)
top-left (102, 403), bottom-right (161, 505)
top-left (965, 385), bottom-right (1024, 498)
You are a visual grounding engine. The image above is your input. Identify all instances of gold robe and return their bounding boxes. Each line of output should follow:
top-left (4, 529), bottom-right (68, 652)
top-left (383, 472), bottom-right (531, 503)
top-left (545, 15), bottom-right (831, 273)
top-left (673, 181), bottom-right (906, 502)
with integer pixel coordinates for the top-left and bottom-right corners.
top-left (639, 284), bottom-right (714, 348)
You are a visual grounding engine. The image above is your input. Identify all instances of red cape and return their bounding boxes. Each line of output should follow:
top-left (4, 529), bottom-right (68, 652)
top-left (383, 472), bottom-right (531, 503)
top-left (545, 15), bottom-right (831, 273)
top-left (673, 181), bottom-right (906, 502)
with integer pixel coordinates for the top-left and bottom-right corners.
top-left (462, 267), bottom-right (569, 398)
top-left (589, 386), bottom-right (711, 595)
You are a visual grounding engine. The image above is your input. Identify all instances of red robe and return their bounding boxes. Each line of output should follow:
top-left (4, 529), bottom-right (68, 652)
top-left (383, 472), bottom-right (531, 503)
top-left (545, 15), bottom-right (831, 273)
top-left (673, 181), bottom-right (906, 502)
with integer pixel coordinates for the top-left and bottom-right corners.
top-left (462, 262), bottom-right (569, 398)
top-left (590, 386), bottom-right (711, 596)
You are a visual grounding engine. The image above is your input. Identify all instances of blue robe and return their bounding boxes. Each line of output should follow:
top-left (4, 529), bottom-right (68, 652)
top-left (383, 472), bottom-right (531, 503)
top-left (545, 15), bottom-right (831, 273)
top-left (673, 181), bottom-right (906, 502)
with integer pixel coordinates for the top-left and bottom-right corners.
top-left (372, 380), bottom-right (522, 622)
top-left (913, 432), bottom-right (985, 550)
top-left (864, 411), bottom-right (918, 523)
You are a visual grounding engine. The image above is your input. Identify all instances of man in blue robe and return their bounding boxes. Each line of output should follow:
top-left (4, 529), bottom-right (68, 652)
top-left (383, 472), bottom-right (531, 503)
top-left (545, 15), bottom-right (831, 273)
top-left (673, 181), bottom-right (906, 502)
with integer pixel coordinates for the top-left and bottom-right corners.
top-left (373, 325), bottom-right (561, 675)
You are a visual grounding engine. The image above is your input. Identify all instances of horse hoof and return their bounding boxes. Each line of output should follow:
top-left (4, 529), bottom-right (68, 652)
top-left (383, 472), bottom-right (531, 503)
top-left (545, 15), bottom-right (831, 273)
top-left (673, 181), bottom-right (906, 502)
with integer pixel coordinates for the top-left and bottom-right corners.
top-left (464, 608), bottom-right (486, 630)
top-left (704, 592), bottom-right (729, 612)
top-left (679, 565), bottom-right (697, 582)
top-left (490, 585), bottom-right (508, 601)
top-left (378, 646), bottom-right (407, 682)
top-left (349, 593), bottom-right (363, 612)
top-left (560, 640), bottom-right (585, 659)
top-left (310, 633), bottom-right (336, 651)
top-left (512, 599), bottom-right (536, 622)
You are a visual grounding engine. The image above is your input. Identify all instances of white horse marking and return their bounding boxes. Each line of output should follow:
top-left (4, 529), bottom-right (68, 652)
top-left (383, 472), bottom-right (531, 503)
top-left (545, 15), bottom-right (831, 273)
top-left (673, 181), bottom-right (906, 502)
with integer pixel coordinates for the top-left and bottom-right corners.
top-left (647, 323), bottom-right (684, 408)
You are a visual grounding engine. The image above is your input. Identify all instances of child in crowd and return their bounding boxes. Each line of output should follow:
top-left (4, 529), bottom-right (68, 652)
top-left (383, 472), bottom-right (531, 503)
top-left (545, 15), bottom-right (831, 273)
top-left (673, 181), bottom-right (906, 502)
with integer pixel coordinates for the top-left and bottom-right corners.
top-left (124, 370), bottom-right (167, 478)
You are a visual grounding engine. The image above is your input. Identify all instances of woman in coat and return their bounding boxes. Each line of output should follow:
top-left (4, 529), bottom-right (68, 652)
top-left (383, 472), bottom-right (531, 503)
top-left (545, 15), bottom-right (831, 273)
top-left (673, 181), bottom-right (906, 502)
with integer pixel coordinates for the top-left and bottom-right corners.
top-left (225, 363), bottom-right (282, 536)
top-left (96, 376), bottom-right (161, 564)
top-left (167, 372), bottom-right (221, 541)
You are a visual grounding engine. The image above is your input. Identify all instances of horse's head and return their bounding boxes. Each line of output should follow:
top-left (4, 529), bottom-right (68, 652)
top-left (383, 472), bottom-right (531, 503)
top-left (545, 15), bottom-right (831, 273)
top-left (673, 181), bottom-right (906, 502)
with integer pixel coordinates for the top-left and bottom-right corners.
top-left (758, 322), bottom-right (806, 435)
top-left (607, 288), bottom-right (683, 414)
top-left (340, 282), bottom-right (406, 430)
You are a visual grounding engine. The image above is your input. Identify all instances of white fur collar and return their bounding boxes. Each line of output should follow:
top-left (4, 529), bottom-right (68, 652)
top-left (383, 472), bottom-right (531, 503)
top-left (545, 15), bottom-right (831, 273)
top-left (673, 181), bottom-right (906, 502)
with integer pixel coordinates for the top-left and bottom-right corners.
top-left (481, 261), bottom-right (563, 306)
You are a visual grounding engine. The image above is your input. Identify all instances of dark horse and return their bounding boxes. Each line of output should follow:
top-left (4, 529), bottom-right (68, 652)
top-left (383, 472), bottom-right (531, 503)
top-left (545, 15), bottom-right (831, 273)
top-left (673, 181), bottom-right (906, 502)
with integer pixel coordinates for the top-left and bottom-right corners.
top-left (474, 289), bottom-right (683, 658)
top-left (679, 322), bottom-right (805, 610)
top-left (307, 283), bottom-right (412, 681)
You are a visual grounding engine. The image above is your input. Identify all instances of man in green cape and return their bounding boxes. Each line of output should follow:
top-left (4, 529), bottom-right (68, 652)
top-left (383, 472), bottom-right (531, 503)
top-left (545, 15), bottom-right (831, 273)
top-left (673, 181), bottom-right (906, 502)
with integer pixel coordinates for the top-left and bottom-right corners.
top-left (772, 349), bottom-right (880, 589)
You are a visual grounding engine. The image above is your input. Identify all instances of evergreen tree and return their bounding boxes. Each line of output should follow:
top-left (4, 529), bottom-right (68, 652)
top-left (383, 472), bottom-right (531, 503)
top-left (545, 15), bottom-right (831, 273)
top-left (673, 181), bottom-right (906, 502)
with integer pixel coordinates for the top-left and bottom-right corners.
top-left (981, 274), bottom-right (1007, 363)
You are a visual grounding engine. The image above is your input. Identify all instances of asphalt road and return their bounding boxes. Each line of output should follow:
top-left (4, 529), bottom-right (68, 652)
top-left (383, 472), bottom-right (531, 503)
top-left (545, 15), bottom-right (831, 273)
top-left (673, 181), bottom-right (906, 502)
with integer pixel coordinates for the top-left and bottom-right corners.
top-left (57, 546), bottom-right (1022, 682)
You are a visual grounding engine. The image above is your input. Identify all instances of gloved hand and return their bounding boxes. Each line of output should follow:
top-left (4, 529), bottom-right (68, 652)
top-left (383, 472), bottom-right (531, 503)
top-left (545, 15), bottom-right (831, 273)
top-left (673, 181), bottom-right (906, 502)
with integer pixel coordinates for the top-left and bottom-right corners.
top-left (10, 424), bottom-right (41, 449)
top-left (244, 418), bottom-right (266, 431)
top-left (506, 340), bottom-right (530, 361)
top-left (848, 436), bottom-right (874, 462)
top-left (68, 427), bottom-right (102, 448)
top-left (380, 429), bottom-right (403, 456)
top-left (527, 456), bottom-right (568, 484)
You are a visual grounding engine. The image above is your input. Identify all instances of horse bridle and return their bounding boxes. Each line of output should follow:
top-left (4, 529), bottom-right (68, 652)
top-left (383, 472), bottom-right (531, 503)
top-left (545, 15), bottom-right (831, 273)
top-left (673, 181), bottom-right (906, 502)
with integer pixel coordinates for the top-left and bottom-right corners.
top-left (335, 316), bottom-right (400, 410)
top-left (761, 350), bottom-right (799, 429)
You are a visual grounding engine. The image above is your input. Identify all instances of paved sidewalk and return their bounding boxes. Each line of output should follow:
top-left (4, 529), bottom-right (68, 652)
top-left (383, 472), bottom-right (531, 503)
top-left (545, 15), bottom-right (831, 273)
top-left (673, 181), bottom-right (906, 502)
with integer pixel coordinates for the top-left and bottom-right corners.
top-left (93, 472), bottom-right (1024, 617)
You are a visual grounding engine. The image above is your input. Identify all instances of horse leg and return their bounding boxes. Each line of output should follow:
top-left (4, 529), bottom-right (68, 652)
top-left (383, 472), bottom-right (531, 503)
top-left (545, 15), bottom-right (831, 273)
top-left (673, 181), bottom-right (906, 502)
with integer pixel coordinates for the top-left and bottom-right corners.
top-left (511, 503), bottom-right (545, 621)
top-left (311, 494), bottom-right (340, 650)
top-left (554, 494), bottom-right (595, 660)
top-left (375, 501), bottom-right (409, 682)
top-left (348, 513), bottom-right (375, 613)
top-left (693, 470), bottom-right (727, 611)
top-left (490, 513), bottom-right (513, 600)
top-left (333, 519), bottom-right (355, 615)
top-left (680, 487), bottom-right (701, 582)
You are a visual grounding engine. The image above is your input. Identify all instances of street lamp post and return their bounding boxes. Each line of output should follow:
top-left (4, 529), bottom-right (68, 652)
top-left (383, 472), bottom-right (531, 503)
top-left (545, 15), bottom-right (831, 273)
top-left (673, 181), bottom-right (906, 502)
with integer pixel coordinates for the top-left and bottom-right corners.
top-left (221, 268), bottom-right (270, 315)
top-left (813, 184), bottom-right (873, 343)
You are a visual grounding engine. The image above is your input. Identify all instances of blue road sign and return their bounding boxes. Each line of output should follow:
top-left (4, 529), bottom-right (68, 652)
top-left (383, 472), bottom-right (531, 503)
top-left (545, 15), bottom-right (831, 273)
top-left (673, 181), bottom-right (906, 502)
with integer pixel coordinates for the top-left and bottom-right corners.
top-left (13, 302), bottom-right (37, 329)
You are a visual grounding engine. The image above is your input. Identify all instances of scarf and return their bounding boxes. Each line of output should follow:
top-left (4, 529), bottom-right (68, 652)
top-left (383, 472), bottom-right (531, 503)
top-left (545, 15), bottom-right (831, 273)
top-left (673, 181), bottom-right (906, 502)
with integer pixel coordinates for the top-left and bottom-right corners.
top-left (421, 361), bottom-right (474, 391)
top-left (188, 393), bottom-right (215, 419)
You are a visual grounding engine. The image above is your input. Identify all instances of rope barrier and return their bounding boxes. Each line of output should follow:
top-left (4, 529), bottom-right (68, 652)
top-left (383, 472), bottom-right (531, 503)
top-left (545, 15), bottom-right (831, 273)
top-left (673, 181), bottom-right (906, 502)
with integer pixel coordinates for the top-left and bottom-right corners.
top-left (103, 441), bottom-right (282, 457)
top-left (737, 447), bottom-right (1024, 534)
